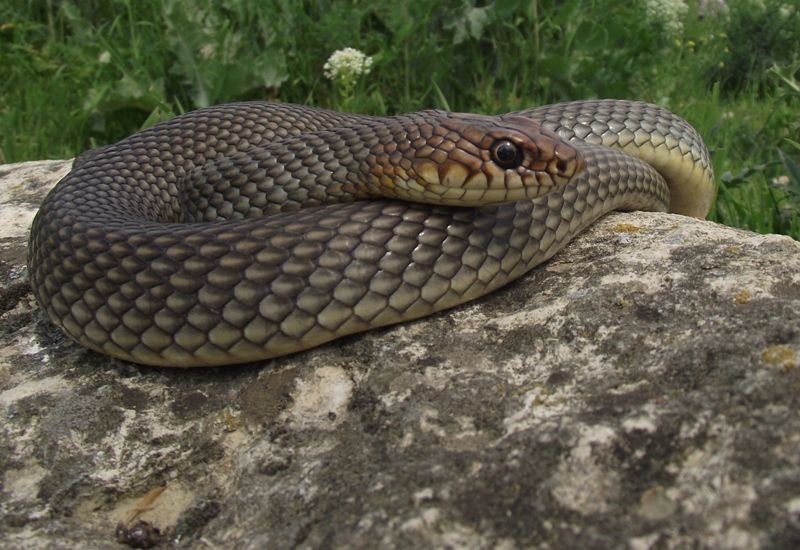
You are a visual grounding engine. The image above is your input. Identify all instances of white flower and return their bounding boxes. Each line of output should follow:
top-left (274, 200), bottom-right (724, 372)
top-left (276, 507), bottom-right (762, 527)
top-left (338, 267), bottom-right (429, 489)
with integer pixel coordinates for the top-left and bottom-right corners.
top-left (774, 175), bottom-right (791, 186)
top-left (323, 48), bottom-right (373, 86)
top-left (199, 43), bottom-right (216, 60)
top-left (643, 0), bottom-right (689, 39)
top-left (98, 51), bottom-right (111, 64)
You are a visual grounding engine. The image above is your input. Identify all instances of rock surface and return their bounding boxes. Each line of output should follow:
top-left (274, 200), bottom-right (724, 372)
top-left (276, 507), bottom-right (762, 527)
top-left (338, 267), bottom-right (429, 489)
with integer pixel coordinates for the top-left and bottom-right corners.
top-left (2, 160), bottom-right (800, 549)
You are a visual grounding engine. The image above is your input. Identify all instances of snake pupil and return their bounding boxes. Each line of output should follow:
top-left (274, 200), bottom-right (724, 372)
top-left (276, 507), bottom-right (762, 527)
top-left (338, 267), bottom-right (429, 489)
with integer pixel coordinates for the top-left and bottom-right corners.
top-left (492, 141), bottom-right (522, 169)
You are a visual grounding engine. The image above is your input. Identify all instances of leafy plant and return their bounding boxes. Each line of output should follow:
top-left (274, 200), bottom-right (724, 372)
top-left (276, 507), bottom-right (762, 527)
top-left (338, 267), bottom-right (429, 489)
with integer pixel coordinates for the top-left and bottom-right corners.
top-left (708, 0), bottom-right (800, 96)
top-left (2, 0), bottom-right (800, 241)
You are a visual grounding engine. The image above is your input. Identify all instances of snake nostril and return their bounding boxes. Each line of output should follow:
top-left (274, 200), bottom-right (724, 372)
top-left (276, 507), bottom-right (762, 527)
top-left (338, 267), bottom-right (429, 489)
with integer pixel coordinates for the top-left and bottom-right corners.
top-left (556, 160), bottom-right (568, 173)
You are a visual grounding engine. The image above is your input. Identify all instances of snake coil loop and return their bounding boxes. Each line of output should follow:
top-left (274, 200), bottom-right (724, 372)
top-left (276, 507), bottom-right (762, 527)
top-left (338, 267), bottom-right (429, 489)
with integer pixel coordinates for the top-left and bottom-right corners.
top-left (28, 100), bottom-right (714, 367)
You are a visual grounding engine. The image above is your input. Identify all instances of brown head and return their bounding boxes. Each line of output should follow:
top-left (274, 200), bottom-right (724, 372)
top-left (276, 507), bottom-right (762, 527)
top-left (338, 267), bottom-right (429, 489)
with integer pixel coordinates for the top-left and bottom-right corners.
top-left (365, 111), bottom-right (586, 205)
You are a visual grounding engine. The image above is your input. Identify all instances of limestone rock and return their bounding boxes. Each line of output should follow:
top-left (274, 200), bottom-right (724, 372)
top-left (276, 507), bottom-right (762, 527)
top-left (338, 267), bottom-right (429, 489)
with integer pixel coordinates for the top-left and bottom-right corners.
top-left (2, 160), bottom-right (800, 549)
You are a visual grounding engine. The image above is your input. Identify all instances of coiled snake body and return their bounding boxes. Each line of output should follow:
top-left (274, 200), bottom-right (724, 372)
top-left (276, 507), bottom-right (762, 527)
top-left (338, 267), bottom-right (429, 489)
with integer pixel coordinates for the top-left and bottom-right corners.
top-left (28, 100), bottom-right (714, 367)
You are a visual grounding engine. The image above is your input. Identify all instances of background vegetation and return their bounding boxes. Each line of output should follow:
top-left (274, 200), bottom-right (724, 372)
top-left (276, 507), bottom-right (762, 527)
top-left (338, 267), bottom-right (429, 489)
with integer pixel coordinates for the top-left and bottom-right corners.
top-left (1, 0), bottom-right (799, 237)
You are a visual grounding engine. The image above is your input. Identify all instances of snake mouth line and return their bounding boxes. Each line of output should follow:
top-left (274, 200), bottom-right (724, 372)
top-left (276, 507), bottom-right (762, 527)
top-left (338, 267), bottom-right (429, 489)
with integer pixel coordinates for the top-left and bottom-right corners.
top-left (28, 100), bottom-right (714, 367)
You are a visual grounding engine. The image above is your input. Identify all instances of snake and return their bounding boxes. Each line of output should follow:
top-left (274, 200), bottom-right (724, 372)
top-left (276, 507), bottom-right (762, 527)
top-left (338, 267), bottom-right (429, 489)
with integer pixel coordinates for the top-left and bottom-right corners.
top-left (27, 100), bottom-right (715, 367)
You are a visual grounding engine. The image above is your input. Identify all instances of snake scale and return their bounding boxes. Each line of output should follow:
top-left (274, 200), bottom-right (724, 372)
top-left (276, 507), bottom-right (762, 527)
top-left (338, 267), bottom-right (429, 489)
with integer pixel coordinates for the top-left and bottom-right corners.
top-left (28, 100), bottom-right (715, 367)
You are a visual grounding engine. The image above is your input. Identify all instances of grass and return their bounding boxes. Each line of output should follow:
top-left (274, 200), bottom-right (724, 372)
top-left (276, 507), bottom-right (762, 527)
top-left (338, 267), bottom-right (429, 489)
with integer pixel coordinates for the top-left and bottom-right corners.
top-left (1, 0), bottom-right (799, 238)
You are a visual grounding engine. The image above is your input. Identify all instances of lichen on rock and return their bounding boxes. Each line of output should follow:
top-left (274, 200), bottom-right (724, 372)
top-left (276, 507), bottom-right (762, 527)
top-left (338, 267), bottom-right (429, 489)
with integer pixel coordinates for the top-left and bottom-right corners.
top-left (2, 160), bottom-right (800, 549)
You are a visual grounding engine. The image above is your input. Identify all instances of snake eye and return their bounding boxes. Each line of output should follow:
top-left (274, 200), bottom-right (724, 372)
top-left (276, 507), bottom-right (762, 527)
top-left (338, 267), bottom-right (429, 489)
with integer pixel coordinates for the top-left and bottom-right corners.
top-left (491, 140), bottom-right (522, 169)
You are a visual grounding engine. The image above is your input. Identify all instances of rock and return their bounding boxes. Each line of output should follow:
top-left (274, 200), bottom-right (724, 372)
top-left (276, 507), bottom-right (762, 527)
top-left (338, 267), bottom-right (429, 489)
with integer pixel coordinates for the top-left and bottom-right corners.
top-left (2, 159), bottom-right (800, 549)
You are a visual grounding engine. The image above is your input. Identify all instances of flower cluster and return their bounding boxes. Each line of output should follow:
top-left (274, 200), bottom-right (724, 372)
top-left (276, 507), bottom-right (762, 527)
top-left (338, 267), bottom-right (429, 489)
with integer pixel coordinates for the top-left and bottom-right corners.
top-left (780, 3), bottom-right (795, 20)
top-left (323, 48), bottom-right (373, 86)
top-left (643, 0), bottom-right (689, 39)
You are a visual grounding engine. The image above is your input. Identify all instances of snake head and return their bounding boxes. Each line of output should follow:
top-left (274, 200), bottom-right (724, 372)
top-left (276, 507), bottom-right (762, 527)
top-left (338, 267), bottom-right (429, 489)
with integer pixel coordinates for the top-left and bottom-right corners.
top-left (366, 111), bottom-right (585, 206)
